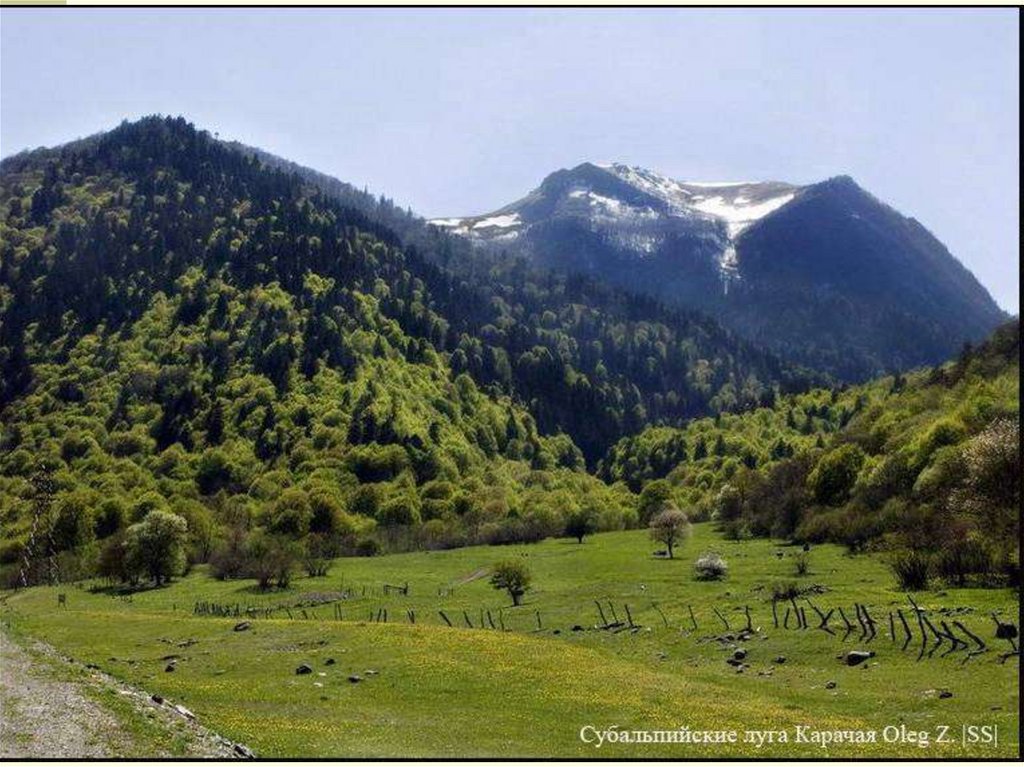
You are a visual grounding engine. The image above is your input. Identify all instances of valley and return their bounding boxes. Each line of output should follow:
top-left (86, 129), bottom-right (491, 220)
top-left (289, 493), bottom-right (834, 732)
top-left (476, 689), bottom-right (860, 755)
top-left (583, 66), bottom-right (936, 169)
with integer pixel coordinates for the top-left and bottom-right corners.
top-left (0, 115), bottom-right (1018, 759)
top-left (2, 525), bottom-right (1018, 758)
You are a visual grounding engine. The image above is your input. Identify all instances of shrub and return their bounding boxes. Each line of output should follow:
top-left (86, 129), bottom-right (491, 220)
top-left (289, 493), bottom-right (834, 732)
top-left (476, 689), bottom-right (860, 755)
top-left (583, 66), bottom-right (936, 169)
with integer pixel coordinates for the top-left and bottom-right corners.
top-left (244, 531), bottom-right (298, 591)
top-left (303, 533), bottom-right (334, 577)
top-left (934, 537), bottom-right (992, 587)
top-left (97, 533), bottom-right (129, 584)
top-left (355, 537), bottom-right (381, 557)
top-left (889, 549), bottom-right (931, 591)
top-left (521, 506), bottom-right (562, 541)
top-left (793, 551), bottom-right (810, 577)
top-left (694, 551), bottom-right (728, 581)
top-left (209, 526), bottom-right (248, 580)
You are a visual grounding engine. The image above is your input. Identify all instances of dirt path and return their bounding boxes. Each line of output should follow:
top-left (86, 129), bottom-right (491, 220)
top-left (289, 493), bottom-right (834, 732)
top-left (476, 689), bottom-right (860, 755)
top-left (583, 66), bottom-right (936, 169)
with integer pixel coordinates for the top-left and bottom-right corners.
top-left (0, 631), bottom-right (250, 759)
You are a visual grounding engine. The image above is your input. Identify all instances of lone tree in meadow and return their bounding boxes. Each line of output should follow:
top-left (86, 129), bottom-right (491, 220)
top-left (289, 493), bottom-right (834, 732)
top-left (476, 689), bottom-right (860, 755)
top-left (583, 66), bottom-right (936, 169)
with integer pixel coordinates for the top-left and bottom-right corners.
top-left (648, 508), bottom-right (691, 559)
top-left (490, 559), bottom-right (532, 606)
top-left (564, 509), bottom-right (597, 544)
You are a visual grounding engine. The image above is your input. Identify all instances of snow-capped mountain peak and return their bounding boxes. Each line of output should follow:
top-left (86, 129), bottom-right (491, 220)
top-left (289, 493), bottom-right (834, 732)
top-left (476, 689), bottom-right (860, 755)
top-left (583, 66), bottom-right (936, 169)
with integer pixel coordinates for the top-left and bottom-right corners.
top-left (430, 162), bottom-right (802, 287)
top-left (429, 163), bottom-right (1006, 382)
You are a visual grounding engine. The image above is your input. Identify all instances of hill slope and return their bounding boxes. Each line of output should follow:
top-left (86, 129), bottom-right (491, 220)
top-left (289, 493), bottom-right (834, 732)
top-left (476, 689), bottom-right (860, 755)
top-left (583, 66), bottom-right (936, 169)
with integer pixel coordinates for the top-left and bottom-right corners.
top-left (1, 119), bottom-right (814, 469)
top-left (600, 320), bottom-right (1020, 580)
top-left (0, 117), bottom-right (637, 581)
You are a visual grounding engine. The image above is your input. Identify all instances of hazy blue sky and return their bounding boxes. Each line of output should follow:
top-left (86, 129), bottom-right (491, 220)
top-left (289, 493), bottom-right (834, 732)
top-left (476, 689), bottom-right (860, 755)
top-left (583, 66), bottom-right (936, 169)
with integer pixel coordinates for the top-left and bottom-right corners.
top-left (1, 9), bottom-right (1018, 311)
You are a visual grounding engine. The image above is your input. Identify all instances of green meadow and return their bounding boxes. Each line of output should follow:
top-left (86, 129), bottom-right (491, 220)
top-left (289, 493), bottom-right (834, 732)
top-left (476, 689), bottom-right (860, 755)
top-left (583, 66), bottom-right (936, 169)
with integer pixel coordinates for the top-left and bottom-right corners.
top-left (2, 523), bottom-right (1018, 758)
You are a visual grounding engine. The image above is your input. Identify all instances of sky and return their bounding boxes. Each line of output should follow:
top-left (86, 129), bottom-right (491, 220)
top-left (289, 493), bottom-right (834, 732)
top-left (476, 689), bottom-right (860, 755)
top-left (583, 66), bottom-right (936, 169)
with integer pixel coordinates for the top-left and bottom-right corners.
top-left (1, 9), bottom-right (1018, 312)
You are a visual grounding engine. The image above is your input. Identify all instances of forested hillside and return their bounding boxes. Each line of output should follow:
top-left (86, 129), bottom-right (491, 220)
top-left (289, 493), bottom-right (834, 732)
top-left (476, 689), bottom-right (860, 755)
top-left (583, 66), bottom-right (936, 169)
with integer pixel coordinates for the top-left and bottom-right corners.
top-left (224, 142), bottom-right (822, 460)
top-left (601, 321), bottom-right (1020, 584)
top-left (0, 117), bottom-right (808, 584)
top-left (1, 117), bottom-right (1015, 591)
top-left (0, 118), bottom-right (620, 583)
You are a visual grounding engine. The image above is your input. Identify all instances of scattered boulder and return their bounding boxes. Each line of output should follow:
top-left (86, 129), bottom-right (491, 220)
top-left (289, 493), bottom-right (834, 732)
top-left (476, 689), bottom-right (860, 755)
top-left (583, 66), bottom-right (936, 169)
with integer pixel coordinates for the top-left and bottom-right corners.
top-left (151, 694), bottom-right (164, 705)
top-left (85, 663), bottom-right (99, 670)
top-left (324, 658), bottom-right (336, 666)
top-left (365, 669), bottom-right (378, 676)
top-left (774, 656), bottom-right (786, 664)
top-left (726, 657), bottom-right (744, 667)
top-left (233, 621), bottom-right (251, 632)
top-left (571, 625), bottom-right (584, 632)
top-left (825, 680), bottom-right (837, 690)
top-left (733, 648), bottom-right (747, 661)
top-left (165, 662), bottom-right (176, 672)
top-left (173, 704), bottom-right (196, 721)
top-left (844, 650), bottom-right (875, 667)
top-left (348, 674), bottom-right (363, 683)
top-left (938, 690), bottom-right (953, 699)
top-left (295, 663), bottom-right (314, 675)
top-left (233, 743), bottom-right (255, 759)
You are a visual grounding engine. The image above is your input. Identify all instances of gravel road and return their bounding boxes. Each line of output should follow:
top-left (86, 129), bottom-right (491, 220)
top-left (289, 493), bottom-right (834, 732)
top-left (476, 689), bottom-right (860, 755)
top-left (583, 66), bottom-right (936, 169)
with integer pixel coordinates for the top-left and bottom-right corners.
top-left (0, 631), bottom-right (250, 759)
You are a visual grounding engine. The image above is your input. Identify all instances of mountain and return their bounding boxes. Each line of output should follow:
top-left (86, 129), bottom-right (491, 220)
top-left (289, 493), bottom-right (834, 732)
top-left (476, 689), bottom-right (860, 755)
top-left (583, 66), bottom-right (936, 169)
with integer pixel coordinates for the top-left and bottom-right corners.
top-left (191, 138), bottom-right (823, 462)
top-left (0, 117), bottom-right (821, 582)
top-left (432, 163), bottom-right (1007, 380)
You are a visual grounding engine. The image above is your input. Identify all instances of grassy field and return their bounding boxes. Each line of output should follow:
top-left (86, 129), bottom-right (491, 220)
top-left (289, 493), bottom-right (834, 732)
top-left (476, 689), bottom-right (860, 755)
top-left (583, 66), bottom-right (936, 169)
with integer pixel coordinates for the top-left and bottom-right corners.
top-left (2, 524), bottom-right (1019, 757)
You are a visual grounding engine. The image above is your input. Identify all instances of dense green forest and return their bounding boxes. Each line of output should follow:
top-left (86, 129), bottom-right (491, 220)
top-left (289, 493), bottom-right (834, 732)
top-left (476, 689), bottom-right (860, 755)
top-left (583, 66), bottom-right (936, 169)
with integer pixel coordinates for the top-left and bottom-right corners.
top-left (0, 117), bottom-right (798, 585)
top-left (221, 140), bottom-right (823, 460)
top-left (0, 118), bottom-right (640, 584)
top-left (0, 117), bottom-right (1017, 590)
top-left (602, 321), bottom-right (1020, 585)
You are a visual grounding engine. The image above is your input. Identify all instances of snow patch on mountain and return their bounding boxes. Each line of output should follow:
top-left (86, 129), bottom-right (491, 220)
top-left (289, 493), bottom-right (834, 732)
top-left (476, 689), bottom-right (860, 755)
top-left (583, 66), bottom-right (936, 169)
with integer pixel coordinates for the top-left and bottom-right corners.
top-left (473, 213), bottom-right (520, 229)
top-left (688, 191), bottom-right (796, 239)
